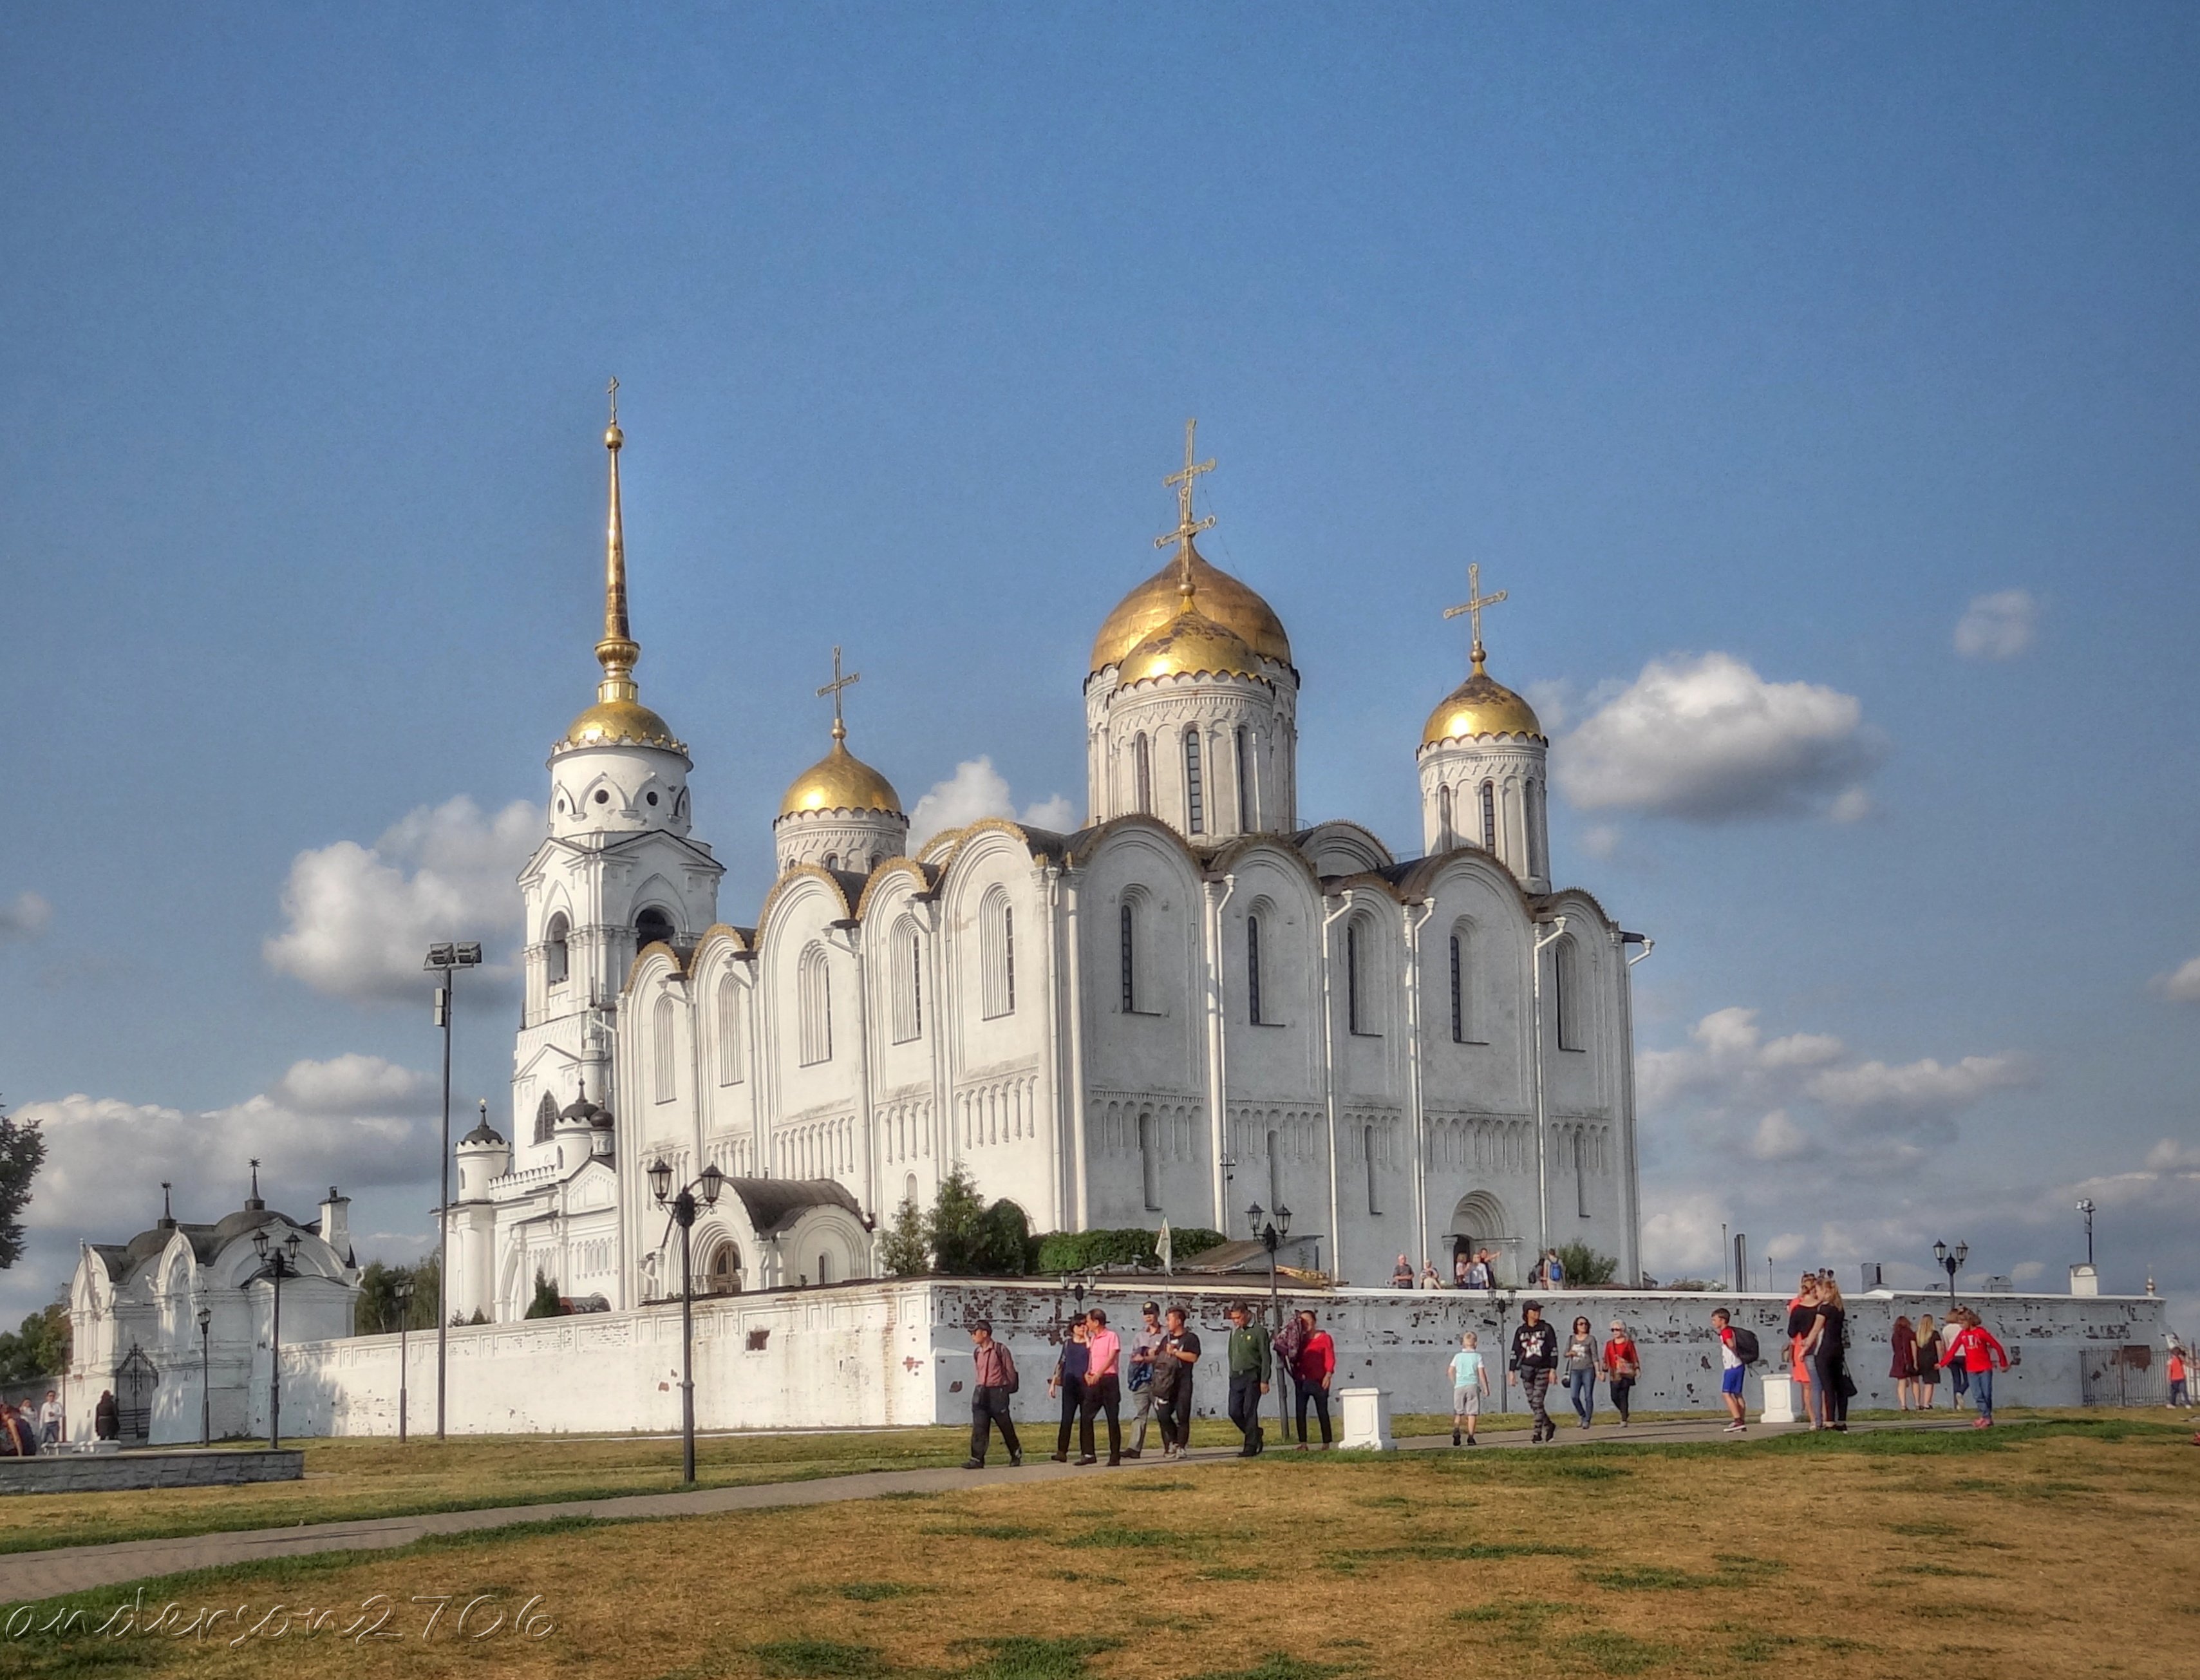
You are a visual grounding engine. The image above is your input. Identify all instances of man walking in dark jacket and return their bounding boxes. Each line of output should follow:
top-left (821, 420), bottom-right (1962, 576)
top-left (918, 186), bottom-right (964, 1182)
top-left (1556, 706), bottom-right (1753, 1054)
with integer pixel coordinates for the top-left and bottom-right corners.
top-left (1508, 1301), bottom-right (1561, 1443)
top-left (1225, 1302), bottom-right (1272, 1456)
top-left (963, 1320), bottom-right (1022, 1469)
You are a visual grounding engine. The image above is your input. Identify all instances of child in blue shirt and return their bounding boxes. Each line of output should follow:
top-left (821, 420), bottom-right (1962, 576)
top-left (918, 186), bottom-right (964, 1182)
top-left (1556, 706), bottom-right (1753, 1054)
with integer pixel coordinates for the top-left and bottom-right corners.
top-left (1449, 1330), bottom-right (1490, 1446)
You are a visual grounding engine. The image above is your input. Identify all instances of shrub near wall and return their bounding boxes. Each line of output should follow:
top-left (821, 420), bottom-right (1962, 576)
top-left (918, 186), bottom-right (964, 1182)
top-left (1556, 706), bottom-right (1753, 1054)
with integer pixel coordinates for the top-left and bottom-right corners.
top-left (1035, 1228), bottom-right (1226, 1274)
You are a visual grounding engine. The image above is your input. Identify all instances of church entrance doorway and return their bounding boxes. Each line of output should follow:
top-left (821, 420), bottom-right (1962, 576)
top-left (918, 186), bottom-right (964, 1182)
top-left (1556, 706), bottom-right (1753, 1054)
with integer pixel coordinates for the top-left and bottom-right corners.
top-left (704, 1241), bottom-right (743, 1296)
top-left (1447, 1192), bottom-right (1517, 1287)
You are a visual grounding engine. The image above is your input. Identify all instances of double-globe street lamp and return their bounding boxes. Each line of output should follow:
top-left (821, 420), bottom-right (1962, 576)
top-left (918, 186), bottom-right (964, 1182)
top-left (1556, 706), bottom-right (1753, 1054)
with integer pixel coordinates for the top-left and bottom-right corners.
top-left (424, 939), bottom-right (484, 1442)
top-left (648, 1158), bottom-right (726, 1484)
top-left (1933, 1239), bottom-right (1969, 1308)
top-left (251, 1227), bottom-right (304, 1449)
top-left (196, 1306), bottom-right (212, 1446)
top-left (1246, 1200), bottom-right (1292, 1440)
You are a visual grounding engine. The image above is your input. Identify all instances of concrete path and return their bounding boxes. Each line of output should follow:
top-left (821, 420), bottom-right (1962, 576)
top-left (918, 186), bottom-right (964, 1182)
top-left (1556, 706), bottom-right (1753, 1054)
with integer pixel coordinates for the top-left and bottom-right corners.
top-left (0, 1413), bottom-right (1977, 1605)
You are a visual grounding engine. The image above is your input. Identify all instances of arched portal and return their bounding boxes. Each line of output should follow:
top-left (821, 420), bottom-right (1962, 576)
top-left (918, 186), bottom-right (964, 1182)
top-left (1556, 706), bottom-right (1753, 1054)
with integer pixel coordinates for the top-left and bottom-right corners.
top-left (704, 1241), bottom-right (743, 1296)
top-left (1448, 1191), bottom-right (1516, 1285)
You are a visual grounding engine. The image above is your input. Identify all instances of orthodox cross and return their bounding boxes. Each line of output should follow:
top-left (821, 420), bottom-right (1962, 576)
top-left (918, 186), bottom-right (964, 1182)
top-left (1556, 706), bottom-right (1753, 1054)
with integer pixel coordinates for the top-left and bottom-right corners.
top-left (816, 645), bottom-right (860, 741)
top-left (1442, 562), bottom-right (1508, 671)
top-left (606, 375), bottom-right (619, 425)
top-left (1154, 418), bottom-right (1218, 578)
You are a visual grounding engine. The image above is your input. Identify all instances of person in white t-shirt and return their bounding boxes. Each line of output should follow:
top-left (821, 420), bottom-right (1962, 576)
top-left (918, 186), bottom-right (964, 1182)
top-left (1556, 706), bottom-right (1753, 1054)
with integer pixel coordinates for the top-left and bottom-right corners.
top-left (1449, 1331), bottom-right (1490, 1447)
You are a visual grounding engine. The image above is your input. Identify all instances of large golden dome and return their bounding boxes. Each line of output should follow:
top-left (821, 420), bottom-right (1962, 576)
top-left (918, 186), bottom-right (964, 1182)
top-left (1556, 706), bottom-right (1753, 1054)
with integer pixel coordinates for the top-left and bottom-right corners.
top-left (1092, 543), bottom-right (1290, 673)
top-left (780, 739), bottom-right (901, 818)
top-left (1118, 605), bottom-right (1265, 685)
top-left (1422, 666), bottom-right (1544, 746)
top-left (558, 697), bottom-right (684, 753)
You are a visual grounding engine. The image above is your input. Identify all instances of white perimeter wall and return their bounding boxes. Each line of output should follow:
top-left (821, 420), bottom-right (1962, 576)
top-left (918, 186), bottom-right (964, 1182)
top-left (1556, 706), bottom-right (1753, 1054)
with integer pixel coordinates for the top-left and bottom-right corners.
top-left (263, 1280), bottom-right (2165, 1439)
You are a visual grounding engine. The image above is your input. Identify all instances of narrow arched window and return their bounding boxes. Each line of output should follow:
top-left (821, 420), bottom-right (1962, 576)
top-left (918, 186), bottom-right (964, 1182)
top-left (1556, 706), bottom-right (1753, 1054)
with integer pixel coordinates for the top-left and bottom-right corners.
top-left (717, 973), bottom-right (746, 1084)
top-left (1234, 726), bottom-right (1252, 830)
top-left (1133, 733), bottom-right (1152, 814)
top-left (1554, 935), bottom-right (1581, 1052)
top-left (1364, 1122), bottom-right (1380, 1214)
top-left (799, 945), bottom-right (833, 1065)
top-left (816, 1252), bottom-right (832, 1286)
top-left (534, 1092), bottom-right (557, 1144)
top-left (1266, 1127), bottom-right (1282, 1210)
top-left (1138, 1111), bottom-right (1160, 1211)
top-left (981, 889), bottom-right (1015, 1019)
top-left (652, 995), bottom-right (677, 1102)
top-left (1246, 913), bottom-right (1263, 1025)
top-left (890, 919), bottom-right (923, 1043)
top-left (1120, 900), bottom-right (1138, 1014)
top-left (1183, 728), bottom-right (1205, 835)
top-left (1346, 920), bottom-right (1377, 1035)
top-left (1449, 931), bottom-right (1465, 1043)
top-left (544, 912), bottom-right (570, 987)
top-left (1480, 781), bottom-right (1498, 853)
top-left (1437, 784), bottom-right (1454, 851)
top-left (822, 853), bottom-right (838, 871)
top-left (1527, 779), bottom-right (1547, 879)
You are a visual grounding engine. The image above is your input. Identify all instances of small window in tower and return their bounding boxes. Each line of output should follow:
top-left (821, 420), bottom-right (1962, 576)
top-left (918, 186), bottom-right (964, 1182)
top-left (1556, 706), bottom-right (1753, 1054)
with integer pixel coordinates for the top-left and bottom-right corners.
top-left (545, 913), bottom-right (570, 987)
top-left (1133, 733), bottom-right (1152, 814)
top-left (635, 907), bottom-right (675, 950)
top-left (594, 789), bottom-right (610, 806)
top-left (1235, 726), bottom-right (1252, 829)
top-left (823, 853), bottom-right (838, 871)
top-left (1438, 784), bottom-right (1454, 850)
top-left (1480, 780), bottom-right (1497, 853)
top-left (646, 791), bottom-right (659, 806)
top-left (1184, 729), bottom-right (1205, 835)
top-left (534, 1092), bottom-right (558, 1144)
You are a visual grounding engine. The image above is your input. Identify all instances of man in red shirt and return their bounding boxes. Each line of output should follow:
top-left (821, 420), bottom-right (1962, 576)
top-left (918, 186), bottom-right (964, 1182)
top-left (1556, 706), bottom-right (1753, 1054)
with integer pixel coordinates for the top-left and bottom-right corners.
top-left (1942, 1314), bottom-right (2011, 1427)
top-left (1292, 1310), bottom-right (1336, 1449)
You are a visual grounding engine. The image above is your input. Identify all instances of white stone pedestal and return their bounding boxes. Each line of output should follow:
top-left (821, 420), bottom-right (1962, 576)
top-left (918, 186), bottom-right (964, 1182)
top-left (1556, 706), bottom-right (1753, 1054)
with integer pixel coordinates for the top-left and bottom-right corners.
top-left (1758, 1372), bottom-right (1794, 1424)
top-left (1337, 1386), bottom-right (1394, 1451)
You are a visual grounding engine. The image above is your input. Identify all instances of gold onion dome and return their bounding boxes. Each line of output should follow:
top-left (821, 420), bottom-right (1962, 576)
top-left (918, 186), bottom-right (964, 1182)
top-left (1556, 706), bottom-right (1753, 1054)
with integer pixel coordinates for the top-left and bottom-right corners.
top-left (1119, 600), bottom-right (1265, 684)
top-left (1422, 660), bottom-right (1544, 746)
top-left (780, 733), bottom-right (901, 818)
top-left (559, 697), bottom-right (681, 752)
top-left (1091, 543), bottom-right (1290, 673)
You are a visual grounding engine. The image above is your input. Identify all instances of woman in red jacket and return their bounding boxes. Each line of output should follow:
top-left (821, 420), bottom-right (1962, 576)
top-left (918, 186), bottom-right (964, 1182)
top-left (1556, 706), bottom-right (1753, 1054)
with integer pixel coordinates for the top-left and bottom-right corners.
top-left (1292, 1310), bottom-right (1336, 1449)
top-left (1942, 1314), bottom-right (2011, 1427)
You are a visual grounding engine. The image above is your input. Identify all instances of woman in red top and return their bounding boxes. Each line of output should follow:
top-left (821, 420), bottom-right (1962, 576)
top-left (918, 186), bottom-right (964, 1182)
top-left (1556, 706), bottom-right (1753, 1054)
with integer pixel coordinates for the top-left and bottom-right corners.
top-left (1601, 1320), bottom-right (1641, 1426)
top-left (1292, 1310), bottom-right (1336, 1449)
top-left (1942, 1314), bottom-right (2011, 1426)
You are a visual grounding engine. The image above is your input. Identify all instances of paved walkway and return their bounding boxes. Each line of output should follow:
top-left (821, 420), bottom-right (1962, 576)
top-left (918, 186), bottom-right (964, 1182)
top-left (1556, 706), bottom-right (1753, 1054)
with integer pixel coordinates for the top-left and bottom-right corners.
top-left (1, 1413), bottom-right (1975, 1604)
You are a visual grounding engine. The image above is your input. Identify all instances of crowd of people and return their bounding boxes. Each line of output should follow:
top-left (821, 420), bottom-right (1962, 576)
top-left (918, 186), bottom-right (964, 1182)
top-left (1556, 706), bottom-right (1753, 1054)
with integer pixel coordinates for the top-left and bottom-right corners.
top-left (0, 1390), bottom-right (64, 1456)
top-left (1782, 1271), bottom-right (2010, 1429)
top-left (1389, 1248), bottom-right (1570, 1290)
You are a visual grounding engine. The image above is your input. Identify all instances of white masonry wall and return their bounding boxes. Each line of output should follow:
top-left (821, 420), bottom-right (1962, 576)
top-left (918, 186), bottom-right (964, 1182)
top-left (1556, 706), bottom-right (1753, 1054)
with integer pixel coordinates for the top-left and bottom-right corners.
top-left (265, 1279), bottom-right (2163, 1438)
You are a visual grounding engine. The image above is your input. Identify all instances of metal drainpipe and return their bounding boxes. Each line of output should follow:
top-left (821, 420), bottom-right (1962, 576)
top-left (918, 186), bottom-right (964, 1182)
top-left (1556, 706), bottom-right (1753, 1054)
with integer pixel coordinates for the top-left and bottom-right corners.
top-left (1038, 864), bottom-right (1069, 1236)
top-left (1620, 936), bottom-right (1655, 1285)
top-left (1203, 871), bottom-right (1237, 1232)
top-left (1402, 899), bottom-right (1436, 1270)
top-left (1530, 915), bottom-right (1569, 1274)
top-left (829, 921), bottom-right (878, 1252)
top-left (1317, 896), bottom-right (1353, 1283)
top-left (1062, 882), bottom-right (1089, 1229)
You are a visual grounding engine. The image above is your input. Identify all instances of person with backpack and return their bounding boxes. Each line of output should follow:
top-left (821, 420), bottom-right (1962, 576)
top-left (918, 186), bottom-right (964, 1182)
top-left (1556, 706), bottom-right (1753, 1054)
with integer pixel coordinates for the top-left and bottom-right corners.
top-left (1712, 1308), bottom-right (1750, 1433)
top-left (1941, 1311), bottom-right (2010, 1427)
top-left (963, 1319), bottom-right (1022, 1469)
top-left (1124, 1301), bottom-right (1165, 1458)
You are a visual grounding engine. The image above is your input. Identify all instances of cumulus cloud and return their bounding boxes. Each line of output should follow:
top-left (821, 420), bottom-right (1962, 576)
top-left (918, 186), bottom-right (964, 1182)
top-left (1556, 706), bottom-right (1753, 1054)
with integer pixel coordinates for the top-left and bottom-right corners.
top-left (264, 797), bottom-right (539, 1003)
top-left (1803, 1055), bottom-right (2033, 1119)
top-left (2151, 956), bottom-right (2200, 1004)
top-left (0, 891), bottom-right (52, 943)
top-left (1747, 1109), bottom-right (1818, 1162)
top-left (1553, 653), bottom-right (1882, 822)
top-left (908, 758), bottom-right (1078, 846)
top-left (271, 1053), bottom-right (437, 1117)
top-left (1953, 589), bottom-right (2039, 661)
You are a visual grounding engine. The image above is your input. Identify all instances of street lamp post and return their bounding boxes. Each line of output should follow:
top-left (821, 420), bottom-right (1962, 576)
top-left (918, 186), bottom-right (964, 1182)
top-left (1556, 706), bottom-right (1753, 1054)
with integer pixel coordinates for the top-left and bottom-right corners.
top-left (649, 1158), bottom-right (726, 1484)
top-left (424, 939), bottom-right (484, 1442)
top-left (1932, 1239), bottom-right (1969, 1309)
top-left (196, 1307), bottom-right (212, 1446)
top-left (394, 1277), bottom-right (415, 1443)
top-left (1246, 1200), bottom-right (1292, 1440)
top-left (251, 1227), bottom-right (303, 1449)
top-left (2076, 1200), bottom-right (2096, 1270)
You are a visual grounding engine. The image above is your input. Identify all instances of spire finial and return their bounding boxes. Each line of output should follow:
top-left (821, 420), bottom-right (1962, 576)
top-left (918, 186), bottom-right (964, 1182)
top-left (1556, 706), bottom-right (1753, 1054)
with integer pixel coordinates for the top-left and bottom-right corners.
top-left (160, 1181), bottom-right (174, 1227)
top-left (1155, 418), bottom-right (1218, 604)
top-left (246, 1158), bottom-right (264, 1211)
top-left (817, 645), bottom-right (861, 744)
top-left (594, 379), bottom-right (641, 703)
top-left (1442, 562), bottom-right (1509, 674)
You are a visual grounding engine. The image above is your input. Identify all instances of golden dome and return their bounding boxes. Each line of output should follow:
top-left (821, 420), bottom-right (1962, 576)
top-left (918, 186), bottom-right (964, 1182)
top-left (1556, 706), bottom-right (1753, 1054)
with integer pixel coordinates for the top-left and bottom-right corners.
top-left (1119, 604), bottom-right (1265, 685)
top-left (779, 739), bottom-right (901, 818)
top-left (1091, 543), bottom-right (1290, 673)
top-left (558, 697), bottom-right (684, 753)
top-left (1422, 666), bottom-right (1544, 746)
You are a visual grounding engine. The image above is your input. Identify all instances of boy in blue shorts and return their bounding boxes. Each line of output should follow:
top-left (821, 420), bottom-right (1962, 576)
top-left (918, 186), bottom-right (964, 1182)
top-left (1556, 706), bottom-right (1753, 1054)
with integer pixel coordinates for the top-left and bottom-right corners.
top-left (1713, 1308), bottom-right (1746, 1433)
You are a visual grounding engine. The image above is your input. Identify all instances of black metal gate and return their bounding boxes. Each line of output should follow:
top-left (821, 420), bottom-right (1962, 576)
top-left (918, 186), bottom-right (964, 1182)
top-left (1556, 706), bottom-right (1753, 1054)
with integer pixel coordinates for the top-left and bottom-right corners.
top-left (2080, 1343), bottom-right (2165, 1407)
top-left (115, 1343), bottom-right (159, 1440)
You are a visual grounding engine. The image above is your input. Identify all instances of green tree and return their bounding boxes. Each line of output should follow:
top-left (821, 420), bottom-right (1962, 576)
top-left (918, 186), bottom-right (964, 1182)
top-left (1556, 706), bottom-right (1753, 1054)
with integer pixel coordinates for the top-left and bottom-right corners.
top-left (0, 1097), bottom-right (47, 1269)
top-left (1554, 1241), bottom-right (1619, 1287)
top-left (0, 1298), bottom-right (69, 1384)
top-left (923, 1167), bottom-right (993, 1274)
top-left (523, 1269), bottom-right (565, 1319)
top-left (353, 1256), bottom-right (443, 1336)
top-left (879, 1196), bottom-right (929, 1277)
top-left (977, 1199), bottom-right (1032, 1276)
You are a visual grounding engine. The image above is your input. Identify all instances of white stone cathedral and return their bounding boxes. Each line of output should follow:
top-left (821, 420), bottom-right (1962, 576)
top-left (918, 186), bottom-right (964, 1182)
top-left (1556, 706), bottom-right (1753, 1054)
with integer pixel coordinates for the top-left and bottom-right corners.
top-left (446, 416), bottom-right (1644, 1323)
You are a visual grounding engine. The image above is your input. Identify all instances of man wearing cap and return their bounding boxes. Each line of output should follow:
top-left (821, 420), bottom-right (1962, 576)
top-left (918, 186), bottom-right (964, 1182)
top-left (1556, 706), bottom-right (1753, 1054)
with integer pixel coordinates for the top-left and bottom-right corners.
top-left (1508, 1299), bottom-right (1561, 1444)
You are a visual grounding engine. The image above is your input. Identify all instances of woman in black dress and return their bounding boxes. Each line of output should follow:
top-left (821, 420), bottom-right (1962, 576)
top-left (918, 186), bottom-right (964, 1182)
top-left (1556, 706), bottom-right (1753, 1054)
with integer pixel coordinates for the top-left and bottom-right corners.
top-left (1803, 1277), bottom-right (1852, 1431)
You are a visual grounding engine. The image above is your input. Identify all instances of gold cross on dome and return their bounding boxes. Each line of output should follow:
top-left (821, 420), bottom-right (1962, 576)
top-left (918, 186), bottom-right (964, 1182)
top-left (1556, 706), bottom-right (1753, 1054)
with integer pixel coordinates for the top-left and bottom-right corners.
top-left (606, 375), bottom-right (619, 424)
top-left (816, 645), bottom-right (861, 741)
top-left (1442, 562), bottom-right (1508, 671)
top-left (1154, 417), bottom-right (1218, 563)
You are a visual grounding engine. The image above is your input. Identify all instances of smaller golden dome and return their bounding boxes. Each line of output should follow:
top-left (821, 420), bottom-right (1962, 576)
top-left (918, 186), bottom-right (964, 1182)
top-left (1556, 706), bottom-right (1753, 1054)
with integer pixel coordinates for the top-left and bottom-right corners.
top-left (558, 697), bottom-right (683, 753)
top-left (1092, 543), bottom-right (1291, 672)
top-left (1118, 598), bottom-right (1265, 686)
top-left (1422, 666), bottom-right (1544, 746)
top-left (780, 739), bottom-right (901, 818)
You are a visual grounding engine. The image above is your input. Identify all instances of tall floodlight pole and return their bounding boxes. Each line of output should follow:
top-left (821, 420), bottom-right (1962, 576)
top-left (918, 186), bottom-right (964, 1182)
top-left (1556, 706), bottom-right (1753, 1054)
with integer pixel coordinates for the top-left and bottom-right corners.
top-left (2076, 1200), bottom-right (2096, 1270)
top-left (425, 940), bottom-right (484, 1440)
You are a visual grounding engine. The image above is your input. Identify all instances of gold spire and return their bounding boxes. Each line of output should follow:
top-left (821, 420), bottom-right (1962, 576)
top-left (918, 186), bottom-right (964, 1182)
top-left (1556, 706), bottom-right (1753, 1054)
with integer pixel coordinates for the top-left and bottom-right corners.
top-left (816, 644), bottom-right (860, 744)
top-left (1442, 561), bottom-right (1509, 675)
top-left (594, 376), bottom-right (640, 703)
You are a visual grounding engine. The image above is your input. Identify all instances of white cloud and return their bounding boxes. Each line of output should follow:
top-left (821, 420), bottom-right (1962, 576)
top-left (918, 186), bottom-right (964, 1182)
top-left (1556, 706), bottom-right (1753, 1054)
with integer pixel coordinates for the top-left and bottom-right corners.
top-left (1803, 1055), bottom-right (2033, 1118)
top-left (1523, 679), bottom-right (1575, 734)
top-left (1953, 589), bottom-right (2038, 661)
top-left (2151, 956), bottom-right (2200, 1004)
top-left (0, 891), bottom-right (52, 943)
top-left (271, 1053), bottom-right (437, 1117)
top-left (264, 797), bottom-right (539, 1003)
top-left (907, 759), bottom-right (1078, 846)
top-left (1748, 1109), bottom-right (1818, 1162)
top-left (1553, 653), bottom-right (1882, 821)
top-left (1579, 825), bottom-right (1621, 860)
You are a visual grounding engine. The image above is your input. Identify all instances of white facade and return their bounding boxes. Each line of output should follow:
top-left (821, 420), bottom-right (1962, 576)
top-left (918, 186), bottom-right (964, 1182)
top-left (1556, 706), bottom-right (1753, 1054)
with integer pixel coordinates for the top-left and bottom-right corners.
top-left (440, 420), bottom-right (1647, 1321)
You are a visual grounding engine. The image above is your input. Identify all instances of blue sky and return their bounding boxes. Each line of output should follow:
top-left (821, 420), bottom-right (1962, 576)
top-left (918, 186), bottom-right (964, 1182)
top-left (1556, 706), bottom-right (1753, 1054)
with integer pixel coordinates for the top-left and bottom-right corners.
top-left (3, 6), bottom-right (2194, 1323)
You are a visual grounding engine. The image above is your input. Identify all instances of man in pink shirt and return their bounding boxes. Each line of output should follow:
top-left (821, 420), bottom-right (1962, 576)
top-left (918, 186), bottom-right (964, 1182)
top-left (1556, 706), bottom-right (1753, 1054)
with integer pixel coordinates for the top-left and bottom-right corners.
top-left (1078, 1308), bottom-right (1124, 1466)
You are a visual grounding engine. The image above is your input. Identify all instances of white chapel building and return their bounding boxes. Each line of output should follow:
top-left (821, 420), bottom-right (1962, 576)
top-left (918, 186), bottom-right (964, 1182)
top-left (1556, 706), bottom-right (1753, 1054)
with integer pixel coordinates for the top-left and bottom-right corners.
top-left (446, 416), bottom-right (1646, 1322)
